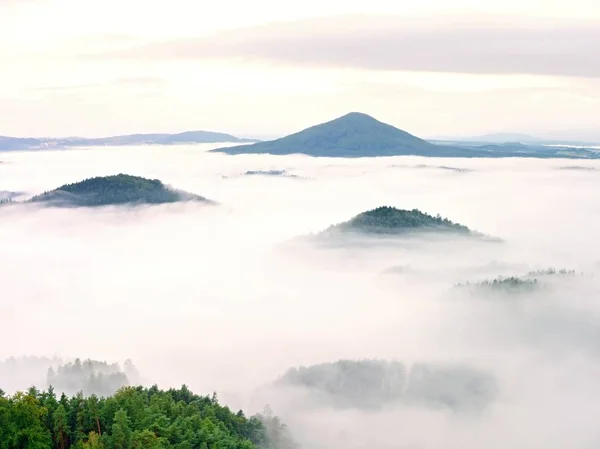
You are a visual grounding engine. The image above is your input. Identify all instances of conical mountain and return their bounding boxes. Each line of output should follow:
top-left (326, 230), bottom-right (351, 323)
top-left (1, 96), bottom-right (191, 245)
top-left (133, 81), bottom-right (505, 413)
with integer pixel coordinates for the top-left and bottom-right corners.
top-left (212, 112), bottom-right (470, 157)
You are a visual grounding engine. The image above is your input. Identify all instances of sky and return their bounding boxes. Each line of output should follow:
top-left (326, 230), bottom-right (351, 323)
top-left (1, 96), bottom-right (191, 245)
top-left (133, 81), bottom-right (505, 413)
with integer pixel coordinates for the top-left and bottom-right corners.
top-left (2, 145), bottom-right (600, 448)
top-left (1, 0), bottom-right (600, 139)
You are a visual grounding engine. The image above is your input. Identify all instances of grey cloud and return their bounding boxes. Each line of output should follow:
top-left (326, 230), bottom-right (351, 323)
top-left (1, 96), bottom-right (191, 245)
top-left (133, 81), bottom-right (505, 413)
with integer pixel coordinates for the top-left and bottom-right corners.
top-left (98, 15), bottom-right (600, 78)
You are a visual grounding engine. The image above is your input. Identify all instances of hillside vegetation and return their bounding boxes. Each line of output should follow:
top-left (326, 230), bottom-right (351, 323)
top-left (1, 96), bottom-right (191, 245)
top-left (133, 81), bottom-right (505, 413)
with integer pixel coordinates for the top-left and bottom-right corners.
top-left (277, 359), bottom-right (497, 411)
top-left (0, 385), bottom-right (295, 449)
top-left (455, 268), bottom-right (578, 294)
top-left (323, 206), bottom-right (473, 236)
top-left (29, 174), bottom-right (212, 207)
top-left (46, 359), bottom-right (141, 398)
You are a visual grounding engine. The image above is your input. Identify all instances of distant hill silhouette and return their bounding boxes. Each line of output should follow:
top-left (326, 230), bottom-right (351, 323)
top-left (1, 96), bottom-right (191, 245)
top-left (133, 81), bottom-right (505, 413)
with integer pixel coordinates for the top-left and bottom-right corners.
top-left (212, 112), bottom-right (455, 157)
top-left (28, 174), bottom-right (213, 207)
top-left (0, 131), bottom-right (257, 151)
top-left (322, 206), bottom-right (474, 236)
top-left (212, 112), bottom-right (600, 159)
top-left (244, 169), bottom-right (298, 178)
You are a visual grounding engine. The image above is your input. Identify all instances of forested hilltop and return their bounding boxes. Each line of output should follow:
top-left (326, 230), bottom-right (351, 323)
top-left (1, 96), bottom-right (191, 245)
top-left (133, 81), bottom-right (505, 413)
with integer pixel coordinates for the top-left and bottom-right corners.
top-left (27, 174), bottom-right (213, 208)
top-left (276, 359), bottom-right (497, 411)
top-left (0, 385), bottom-right (296, 449)
top-left (323, 206), bottom-right (475, 236)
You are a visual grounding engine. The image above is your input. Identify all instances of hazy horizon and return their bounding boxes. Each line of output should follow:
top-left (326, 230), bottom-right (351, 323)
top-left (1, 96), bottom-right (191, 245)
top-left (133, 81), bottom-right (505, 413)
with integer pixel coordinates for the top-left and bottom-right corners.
top-left (2, 1), bottom-right (599, 140)
top-left (2, 112), bottom-right (600, 143)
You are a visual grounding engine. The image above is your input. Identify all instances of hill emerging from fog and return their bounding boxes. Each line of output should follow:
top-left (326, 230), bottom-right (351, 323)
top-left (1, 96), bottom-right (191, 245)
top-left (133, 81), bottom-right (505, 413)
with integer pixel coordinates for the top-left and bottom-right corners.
top-left (273, 359), bottom-right (497, 411)
top-left (455, 268), bottom-right (579, 295)
top-left (211, 112), bottom-right (600, 158)
top-left (322, 206), bottom-right (475, 237)
top-left (212, 112), bottom-right (449, 157)
top-left (28, 174), bottom-right (214, 207)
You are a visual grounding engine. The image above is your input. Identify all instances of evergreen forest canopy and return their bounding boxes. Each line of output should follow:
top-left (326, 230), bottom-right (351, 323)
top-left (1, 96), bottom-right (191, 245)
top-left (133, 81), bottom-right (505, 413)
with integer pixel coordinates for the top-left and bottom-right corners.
top-left (0, 385), bottom-right (296, 449)
top-left (322, 206), bottom-right (475, 237)
top-left (277, 359), bottom-right (497, 411)
top-left (26, 174), bottom-right (213, 208)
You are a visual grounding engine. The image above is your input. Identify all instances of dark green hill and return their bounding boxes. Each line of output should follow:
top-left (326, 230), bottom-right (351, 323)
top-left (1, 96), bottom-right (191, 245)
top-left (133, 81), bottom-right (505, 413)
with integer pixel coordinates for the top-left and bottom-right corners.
top-left (29, 174), bottom-right (213, 207)
top-left (323, 206), bottom-right (474, 236)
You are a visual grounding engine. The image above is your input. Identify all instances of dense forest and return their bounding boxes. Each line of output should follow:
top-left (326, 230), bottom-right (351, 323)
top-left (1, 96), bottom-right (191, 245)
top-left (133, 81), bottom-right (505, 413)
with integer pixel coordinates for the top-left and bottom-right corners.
top-left (277, 359), bottom-right (497, 411)
top-left (27, 174), bottom-right (212, 207)
top-left (0, 385), bottom-right (296, 449)
top-left (324, 206), bottom-right (474, 236)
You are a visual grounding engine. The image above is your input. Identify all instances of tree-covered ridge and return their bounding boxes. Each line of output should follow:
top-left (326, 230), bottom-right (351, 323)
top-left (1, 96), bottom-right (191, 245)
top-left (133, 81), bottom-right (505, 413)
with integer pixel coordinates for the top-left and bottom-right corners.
top-left (47, 359), bottom-right (140, 398)
top-left (0, 385), bottom-right (295, 449)
top-left (455, 268), bottom-right (578, 294)
top-left (0, 191), bottom-right (20, 205)
top-left (277, 359), bottom-right (496, 411)
top-left (324, 206), bottom-right (473, 236)
top-left (28, 174), bottom-right (213, 207)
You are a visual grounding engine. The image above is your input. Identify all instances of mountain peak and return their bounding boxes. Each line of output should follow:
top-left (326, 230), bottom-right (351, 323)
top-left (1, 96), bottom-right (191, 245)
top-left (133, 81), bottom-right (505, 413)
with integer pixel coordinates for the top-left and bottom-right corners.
top-left (212, 112), bottom-right (438, 157)
top-left (338, 111), bottom-right (377, 120)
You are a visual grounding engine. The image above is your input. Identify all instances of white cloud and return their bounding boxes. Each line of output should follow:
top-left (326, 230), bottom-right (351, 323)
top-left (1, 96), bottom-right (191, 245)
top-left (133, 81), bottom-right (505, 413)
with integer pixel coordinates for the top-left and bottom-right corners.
top-left (2, 145), bottom-right (600, 447)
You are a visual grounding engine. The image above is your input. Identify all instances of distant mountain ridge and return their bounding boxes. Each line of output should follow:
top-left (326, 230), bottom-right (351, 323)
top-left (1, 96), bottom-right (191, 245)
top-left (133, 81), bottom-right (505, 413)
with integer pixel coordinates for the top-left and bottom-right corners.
top-left (212, 112), bottom-right (600, 159)
top-left (434, 133), bottom-right (600, 147)
top-left (0, 130), bottom-right (258, 151)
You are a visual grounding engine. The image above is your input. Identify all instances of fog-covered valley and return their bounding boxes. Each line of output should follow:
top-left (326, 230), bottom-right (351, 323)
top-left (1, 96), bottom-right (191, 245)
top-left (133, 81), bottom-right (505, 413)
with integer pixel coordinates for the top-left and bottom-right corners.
top-left (2, 143), bottom-right (600, 448)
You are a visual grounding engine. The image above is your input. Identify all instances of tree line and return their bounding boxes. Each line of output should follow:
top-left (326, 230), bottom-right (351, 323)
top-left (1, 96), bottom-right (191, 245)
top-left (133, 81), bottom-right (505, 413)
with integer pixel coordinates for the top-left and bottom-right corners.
top-left (0, 384), bottom-right (296, 449)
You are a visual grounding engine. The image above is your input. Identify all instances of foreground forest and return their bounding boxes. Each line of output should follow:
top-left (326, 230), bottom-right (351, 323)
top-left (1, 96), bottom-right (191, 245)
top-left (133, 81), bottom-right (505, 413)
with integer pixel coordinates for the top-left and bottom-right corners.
top-left (0, 385), bottom-right (296, 449)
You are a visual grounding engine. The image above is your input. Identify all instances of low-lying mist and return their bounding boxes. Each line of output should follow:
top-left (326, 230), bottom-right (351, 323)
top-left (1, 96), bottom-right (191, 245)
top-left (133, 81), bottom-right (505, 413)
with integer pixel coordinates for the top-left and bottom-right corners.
top-left (2, 144), bottom-right (600, 448)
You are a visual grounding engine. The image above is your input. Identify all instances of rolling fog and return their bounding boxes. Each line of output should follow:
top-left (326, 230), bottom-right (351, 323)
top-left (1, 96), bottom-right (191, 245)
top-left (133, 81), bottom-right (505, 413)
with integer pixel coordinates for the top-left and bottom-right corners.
top-left (2, 144), bottom-right (600, 448)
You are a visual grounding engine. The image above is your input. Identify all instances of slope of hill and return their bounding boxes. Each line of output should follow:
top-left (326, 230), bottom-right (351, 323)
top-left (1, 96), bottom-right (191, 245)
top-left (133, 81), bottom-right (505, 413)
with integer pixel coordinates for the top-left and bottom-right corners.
top-left (212, 112), bottom-right (453, 157)
top-left (322, 206), bottom-right (474, 237)
top-left (28, 174), bottom-right (214, 207)
top-left (211, 112), bottom-right (600, 158)
top-left (0, 131), bottom-right (257, 151)
top-left (0, 385), bottom-right (295, 449)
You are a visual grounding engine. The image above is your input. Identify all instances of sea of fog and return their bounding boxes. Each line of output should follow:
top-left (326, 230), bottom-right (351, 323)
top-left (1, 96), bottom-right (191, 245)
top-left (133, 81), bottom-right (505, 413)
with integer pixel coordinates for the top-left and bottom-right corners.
top-left (2, 143), bottom-right (600, 448)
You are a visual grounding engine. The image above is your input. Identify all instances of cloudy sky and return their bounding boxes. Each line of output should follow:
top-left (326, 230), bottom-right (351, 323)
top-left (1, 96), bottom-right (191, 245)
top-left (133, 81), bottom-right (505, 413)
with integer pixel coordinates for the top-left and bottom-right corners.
top-left (1, 0), bottom-right (599, 139)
